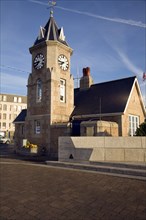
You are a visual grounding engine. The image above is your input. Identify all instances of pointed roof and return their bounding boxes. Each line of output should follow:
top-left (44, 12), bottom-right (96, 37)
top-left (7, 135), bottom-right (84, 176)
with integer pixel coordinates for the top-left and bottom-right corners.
top-left (72, 76), bottom-right (138, 117)
top-left (34, 15), bottom-right (68, 46)
top-left (13, 109), bottom-right (27, 123)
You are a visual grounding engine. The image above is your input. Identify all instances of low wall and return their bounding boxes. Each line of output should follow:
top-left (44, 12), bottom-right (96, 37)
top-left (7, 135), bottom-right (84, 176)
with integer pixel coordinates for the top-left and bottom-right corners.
top-left (59, 137), bottom-right (146, 163)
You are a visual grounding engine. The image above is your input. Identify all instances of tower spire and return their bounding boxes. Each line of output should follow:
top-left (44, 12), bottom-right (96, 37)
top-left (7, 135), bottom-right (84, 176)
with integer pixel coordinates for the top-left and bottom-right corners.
top-left (48, 1), bottom-right (56, 17)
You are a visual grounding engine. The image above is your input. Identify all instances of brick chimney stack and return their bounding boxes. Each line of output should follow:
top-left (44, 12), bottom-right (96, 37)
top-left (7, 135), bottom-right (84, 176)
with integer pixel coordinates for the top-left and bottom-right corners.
top-left (80, 67), bottom-right (93, 90)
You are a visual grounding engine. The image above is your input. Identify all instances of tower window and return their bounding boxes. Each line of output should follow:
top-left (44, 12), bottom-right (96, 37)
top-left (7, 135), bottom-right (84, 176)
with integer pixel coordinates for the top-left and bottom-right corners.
top-left (36, 79), bottom-right (42, 102)
top-left (60, 79), bottom-right (66, 103)
top-left (34, 120), bottom-right (41, 134)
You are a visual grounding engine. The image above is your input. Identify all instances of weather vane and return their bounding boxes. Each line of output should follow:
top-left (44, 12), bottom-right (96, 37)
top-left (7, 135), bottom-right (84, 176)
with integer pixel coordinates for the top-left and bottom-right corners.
top-left (48, 1), bottom-right (57, 17)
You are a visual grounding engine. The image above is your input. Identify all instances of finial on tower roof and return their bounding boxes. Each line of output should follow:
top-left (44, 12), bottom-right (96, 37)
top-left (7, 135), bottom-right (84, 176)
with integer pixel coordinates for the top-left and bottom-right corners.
top-left (48, 1), bottom-right (56, 17)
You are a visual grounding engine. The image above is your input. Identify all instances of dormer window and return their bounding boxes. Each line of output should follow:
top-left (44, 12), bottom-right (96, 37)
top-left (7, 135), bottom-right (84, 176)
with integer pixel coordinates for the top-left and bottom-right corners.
top-left (59, 27), bottom-right (65, 41)
top-left (36, 79), bottom-right (42, 102)
top-left (38, 26), bottom-right (45, 40)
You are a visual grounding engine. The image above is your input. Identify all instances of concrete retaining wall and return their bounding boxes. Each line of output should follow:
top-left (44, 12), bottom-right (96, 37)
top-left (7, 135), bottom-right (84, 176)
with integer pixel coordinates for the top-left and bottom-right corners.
top-left (58, 137), bottom-right (146, 163)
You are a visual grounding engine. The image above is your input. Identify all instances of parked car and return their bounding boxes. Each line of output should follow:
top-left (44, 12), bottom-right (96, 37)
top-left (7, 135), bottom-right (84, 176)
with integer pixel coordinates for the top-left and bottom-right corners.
top-left (0, 135), bottom-right (11, 144)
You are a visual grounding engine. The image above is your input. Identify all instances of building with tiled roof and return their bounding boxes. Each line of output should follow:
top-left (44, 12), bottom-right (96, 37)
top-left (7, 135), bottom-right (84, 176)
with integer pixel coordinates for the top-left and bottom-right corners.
top-left (14, 11), bottom-right (146, 159)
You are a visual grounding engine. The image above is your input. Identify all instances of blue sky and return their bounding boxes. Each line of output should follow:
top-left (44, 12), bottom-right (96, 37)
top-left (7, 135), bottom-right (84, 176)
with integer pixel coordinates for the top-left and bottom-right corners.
top-left (1, 0), bottom-right (146, 103)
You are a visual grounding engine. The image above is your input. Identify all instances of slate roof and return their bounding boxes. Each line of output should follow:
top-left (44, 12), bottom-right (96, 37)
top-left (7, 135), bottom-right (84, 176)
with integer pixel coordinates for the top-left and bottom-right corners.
top-left (13, 109), bottom-right (27, 123)
top-left (34, 16), bottom-right (68, 46)
top-left (72, 76), bottom-right (136, 117)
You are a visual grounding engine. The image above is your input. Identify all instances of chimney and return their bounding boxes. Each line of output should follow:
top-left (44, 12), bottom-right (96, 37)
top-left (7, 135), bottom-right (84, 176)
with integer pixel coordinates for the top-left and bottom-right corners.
top-left (80, 67), bottom-right (93, 90)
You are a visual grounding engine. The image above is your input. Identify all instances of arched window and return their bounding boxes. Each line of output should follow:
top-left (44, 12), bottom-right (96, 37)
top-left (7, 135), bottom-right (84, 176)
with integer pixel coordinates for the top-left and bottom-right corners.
top-left (60, 79), bottom-right (66, 103)
top-left (36, 79), bottom-right (42, 102)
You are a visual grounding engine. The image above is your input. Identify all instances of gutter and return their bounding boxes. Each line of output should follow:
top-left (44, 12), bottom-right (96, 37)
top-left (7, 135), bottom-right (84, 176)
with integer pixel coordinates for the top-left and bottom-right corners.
top-left (72, 112), bottom-right (123, 120)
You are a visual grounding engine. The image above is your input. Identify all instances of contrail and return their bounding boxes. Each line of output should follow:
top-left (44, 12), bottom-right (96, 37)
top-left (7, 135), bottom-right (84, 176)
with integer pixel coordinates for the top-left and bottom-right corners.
top-left (115, 48), bottom-right (143, 77)
top-left (28, 0), bottom-right (47, 6)
top-left (56, 6), bottom-right (146, 29)
top-left (28, 0), bottom-right (146, 28)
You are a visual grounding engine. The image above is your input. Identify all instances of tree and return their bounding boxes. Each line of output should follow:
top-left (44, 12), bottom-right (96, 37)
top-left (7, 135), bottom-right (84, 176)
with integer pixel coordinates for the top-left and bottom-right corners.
top-left (135, 121), bottom-right (146, 136)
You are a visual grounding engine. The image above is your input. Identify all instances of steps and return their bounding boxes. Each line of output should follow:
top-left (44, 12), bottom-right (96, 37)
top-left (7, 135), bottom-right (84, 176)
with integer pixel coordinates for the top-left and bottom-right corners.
top-left (46, 161), bottom-right (146, 181)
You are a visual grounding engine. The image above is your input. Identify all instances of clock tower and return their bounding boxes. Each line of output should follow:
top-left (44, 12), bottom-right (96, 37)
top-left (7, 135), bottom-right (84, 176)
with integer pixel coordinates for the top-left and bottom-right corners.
top-left (25, 10), bottom-right (74, 158)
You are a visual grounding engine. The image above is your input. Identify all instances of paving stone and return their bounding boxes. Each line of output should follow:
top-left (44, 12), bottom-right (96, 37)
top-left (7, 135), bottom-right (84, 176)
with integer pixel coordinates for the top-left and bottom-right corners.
top-left (0, 158), bottom-right (146, 220)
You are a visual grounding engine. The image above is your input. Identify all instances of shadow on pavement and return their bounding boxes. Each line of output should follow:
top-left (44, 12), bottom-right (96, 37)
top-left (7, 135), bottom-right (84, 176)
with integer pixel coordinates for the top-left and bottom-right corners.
top-left (0, 143), bottom-right (49, 163)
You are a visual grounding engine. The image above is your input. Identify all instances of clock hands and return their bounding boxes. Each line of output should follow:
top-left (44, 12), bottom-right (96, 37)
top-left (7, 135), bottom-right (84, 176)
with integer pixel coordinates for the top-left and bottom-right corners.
top-left (59, 61), bottom-right (65, 65)
top-left (58, 54), bottom-right (69, 71)
top-left (34, 61), bottom-right (40, 66)
top-left (34, 61), bottom-right (42, 69)
top-left (34, 53), bottom-right (45, 69)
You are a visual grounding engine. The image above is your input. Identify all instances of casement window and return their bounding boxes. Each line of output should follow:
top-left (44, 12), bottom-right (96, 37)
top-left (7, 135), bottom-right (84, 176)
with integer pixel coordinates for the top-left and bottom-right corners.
top-left (35, 120), bottom-right (41, 134)
top-left (36, 79), bottom-right (42, 102)
top-left (14, 105), bottom-right (17, 111)
top-left (18, 106), bottom-right (22, 112)
top-left (3, 114), bottom-right (7, 120)
top-left (60, 79), bottom-right (66, 103)
top-left (3, 96), bottom-right (7, 101)
top-left (129, 115), bottom-right (139, 136)
top-left (18, 97), bottom-right (22, 103)
top-left (2, 122), bottom-right (6, 129)
top-left (3, 104), bottom-right (7, 111)
top-left (14, 97), bottom-right (17, 102)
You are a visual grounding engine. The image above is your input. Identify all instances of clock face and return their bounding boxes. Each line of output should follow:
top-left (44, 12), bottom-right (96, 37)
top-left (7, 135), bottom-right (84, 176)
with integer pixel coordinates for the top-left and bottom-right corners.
top-left (58, 54), bottom-right (69, 71)
top-left (33, 53), bottom-right (45, 70)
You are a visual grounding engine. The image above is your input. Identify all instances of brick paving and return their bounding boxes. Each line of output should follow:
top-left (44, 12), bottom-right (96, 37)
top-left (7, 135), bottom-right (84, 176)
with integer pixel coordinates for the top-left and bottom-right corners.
top-left (0, 158), bottom-right (146, 220)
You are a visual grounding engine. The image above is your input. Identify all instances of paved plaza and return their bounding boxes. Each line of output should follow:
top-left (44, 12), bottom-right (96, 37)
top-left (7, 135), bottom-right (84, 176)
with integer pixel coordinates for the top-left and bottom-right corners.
top-left (0, 156), bottom-right (146, 220)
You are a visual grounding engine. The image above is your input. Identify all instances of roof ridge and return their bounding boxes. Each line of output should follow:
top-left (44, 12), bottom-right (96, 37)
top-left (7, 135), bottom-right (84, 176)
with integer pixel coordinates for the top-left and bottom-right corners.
top-left (91, 76), bottom-right (136, 87)
top-left (74, 76), bottom-right (136, 91)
